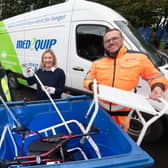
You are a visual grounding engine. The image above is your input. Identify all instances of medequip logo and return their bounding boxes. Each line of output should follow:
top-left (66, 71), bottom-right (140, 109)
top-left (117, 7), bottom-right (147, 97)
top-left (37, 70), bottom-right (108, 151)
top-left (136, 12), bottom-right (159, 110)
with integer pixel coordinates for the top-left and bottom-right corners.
top-left (16, 38), bottom-right (57, 51)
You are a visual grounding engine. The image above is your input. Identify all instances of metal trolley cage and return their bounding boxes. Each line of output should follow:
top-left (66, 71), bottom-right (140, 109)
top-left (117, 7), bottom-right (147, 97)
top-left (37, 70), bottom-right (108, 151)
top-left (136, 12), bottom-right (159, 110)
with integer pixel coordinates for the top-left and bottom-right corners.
top-left (92, 79), bottom-right (168, 146)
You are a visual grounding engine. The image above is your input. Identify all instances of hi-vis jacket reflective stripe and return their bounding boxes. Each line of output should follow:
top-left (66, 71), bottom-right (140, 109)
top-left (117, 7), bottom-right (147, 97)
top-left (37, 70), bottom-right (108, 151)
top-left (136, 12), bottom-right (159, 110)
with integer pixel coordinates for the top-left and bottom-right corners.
top-left (83, 45), bottom-right (168, 128)
top-left (1, 75), bottom-right (12, 101)
top-left (99, 100), bottom-right (125, 111)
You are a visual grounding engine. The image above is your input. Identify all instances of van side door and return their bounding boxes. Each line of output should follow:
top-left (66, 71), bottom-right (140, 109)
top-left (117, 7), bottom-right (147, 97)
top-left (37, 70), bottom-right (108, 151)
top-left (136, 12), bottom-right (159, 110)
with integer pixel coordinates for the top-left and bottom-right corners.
top-left (68, 23), bottom-right (108, 92)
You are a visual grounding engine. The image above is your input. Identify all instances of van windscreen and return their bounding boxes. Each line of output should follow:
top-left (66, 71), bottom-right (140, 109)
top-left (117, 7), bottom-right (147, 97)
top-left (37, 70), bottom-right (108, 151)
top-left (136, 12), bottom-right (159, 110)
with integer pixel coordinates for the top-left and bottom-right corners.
top-left (115, 21), bottom-right (163, 66)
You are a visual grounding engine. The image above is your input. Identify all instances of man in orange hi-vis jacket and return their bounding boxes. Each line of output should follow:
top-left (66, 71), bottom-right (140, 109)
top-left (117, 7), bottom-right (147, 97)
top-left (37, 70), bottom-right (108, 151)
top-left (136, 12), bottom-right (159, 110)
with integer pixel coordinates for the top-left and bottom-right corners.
top-left (83, 28), bottom-right (168, 130)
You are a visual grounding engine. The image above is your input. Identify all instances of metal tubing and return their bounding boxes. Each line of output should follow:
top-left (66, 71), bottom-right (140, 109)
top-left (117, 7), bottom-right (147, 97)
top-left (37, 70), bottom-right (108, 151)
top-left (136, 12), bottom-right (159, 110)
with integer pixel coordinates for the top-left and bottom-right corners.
top-left (29, 68), bottom-right (72, 135)
top-left (0, 96), bottom-right (22, 128)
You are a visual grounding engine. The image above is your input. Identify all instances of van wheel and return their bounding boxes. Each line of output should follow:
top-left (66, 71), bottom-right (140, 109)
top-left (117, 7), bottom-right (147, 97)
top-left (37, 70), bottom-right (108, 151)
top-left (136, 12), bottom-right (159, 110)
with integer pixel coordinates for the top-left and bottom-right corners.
top-left (128, 116), bottom-right (164, 144)
top-left (7, 72), bottom-right (20, 89)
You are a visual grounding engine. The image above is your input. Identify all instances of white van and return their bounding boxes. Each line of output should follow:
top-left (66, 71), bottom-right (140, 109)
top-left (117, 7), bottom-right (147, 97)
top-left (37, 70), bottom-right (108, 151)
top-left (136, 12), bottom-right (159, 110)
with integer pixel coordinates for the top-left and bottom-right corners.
top-left (0, 0), bottom-right (168, 141)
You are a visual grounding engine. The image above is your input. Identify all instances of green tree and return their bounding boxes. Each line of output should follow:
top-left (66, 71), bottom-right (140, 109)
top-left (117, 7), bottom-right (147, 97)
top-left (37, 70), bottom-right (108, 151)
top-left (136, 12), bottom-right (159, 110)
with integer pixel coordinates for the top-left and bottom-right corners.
top-left (0, 0), bottom-right (64, 20)
top-left (0, 0), bottom-right (34, 19)
top-left (91, 0), bottom-right (167, 29)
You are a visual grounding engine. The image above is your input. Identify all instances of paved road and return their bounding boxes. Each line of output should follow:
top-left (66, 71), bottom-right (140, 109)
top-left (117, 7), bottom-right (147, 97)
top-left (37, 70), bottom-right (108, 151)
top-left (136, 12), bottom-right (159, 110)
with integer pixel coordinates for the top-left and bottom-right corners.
top-left (13, 86), bottom-right (168, 168)
top-left (14, 85), bottom-right (36, 101)
top-left (142, 135), bottom-right (168, 168)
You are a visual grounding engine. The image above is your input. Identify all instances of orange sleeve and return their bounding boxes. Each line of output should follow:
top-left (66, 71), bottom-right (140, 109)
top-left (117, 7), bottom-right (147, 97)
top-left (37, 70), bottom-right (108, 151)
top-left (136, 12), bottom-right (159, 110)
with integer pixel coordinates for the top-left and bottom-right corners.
top-left (141, 56), bottom-right (168, 90)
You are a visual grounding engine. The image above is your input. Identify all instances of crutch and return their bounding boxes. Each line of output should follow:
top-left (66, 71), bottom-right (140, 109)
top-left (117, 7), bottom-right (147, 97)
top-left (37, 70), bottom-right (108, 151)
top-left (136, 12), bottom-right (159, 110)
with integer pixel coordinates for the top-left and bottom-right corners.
top-left (28, 68), bottom-right (72, 135)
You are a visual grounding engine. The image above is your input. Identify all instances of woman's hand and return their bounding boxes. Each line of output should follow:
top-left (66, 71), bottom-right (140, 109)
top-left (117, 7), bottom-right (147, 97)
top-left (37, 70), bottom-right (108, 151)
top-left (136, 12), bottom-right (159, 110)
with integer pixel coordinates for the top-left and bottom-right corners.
top-left (23, 66), bottom-right (34, 78)
top-left (41, 86), bottom-right (56, 94)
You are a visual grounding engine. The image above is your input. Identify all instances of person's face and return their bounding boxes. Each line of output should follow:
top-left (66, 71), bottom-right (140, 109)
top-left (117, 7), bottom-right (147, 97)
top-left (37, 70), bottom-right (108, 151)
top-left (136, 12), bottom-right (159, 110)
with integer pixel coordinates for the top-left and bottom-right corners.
top-left (43, 52), bottom-right (54, 69)
top-left (103, 30), bottom-right (124, 54)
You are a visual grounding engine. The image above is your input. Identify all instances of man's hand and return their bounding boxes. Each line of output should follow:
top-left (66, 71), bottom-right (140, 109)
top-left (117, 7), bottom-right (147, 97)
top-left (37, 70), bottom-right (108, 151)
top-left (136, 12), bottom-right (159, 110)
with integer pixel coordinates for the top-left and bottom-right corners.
top-left (89, 81), bottom-right (99, 92)
top-left (149, 86), bottom-right (164, 100)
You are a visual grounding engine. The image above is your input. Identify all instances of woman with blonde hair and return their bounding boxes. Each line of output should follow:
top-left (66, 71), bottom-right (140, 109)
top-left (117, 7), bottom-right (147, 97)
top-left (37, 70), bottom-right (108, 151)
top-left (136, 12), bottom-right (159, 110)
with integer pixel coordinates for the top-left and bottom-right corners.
top-left (40, 49), bottom-right (57, 68)
top-left (24, 49), bottom-right (65, 100)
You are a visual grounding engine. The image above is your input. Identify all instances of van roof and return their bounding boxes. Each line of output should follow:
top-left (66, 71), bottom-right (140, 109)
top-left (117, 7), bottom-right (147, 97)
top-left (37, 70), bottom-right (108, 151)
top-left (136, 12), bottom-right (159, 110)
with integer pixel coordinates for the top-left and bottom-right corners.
top-left (73, 0), bottom-right (127, 22)
top-left (4, 0), bottom-right (127, 26)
